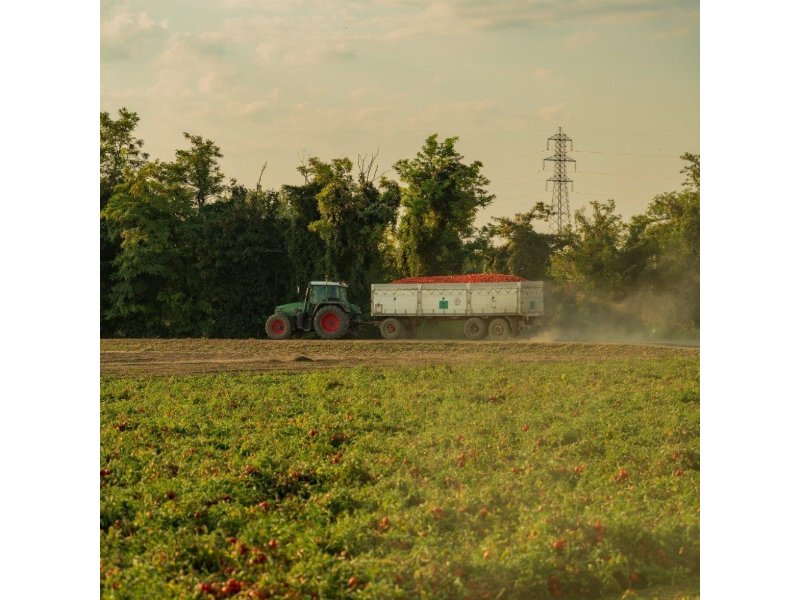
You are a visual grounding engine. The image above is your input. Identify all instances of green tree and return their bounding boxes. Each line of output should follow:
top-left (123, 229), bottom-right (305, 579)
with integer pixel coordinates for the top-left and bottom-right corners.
top-left (394, 134), bottom-right (494, 276)
top-left (281, 168), bottom-right (328, 296)
top-left (101, 108), bottom-right (149, 336)
top-left (101, 161), bottom-right (210, 336)
top-left (173, 133), bottom-right (225, 207)
top-left (196, 183), bottom-right (290, 337)
top-left (290, 155), bottom-right (400, 305)
top-left (550, 199), bottom-right (626, 296)
top-left (479, 203), bottom-right (556, 280)
top-left (619, 153), bottom-right (700, 330)
top-left (547, 154), bottom-right (700, 336)
top-left (100, 108), bottom-right (149, 208)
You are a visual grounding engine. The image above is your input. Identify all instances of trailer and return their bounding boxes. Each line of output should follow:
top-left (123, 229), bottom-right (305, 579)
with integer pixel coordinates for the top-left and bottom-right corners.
top-left (370, 280), bottom-right (544, 340)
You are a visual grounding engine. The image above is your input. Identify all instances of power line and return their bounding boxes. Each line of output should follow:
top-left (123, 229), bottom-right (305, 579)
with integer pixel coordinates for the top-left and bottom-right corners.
top-left (577, 170), bottom-right (681, 180)
top-left (494, 168), bottom-right (677, 183)
top-left (573, 150), bottom-right (683, 158)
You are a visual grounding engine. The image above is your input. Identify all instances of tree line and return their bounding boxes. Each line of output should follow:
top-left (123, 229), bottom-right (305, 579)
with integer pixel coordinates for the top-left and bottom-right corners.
top-left (101, 108), bottom-right (699, 339)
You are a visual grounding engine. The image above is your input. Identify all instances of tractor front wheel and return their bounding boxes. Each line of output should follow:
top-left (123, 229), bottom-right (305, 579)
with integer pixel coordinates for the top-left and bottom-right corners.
top-left (313, 305), bottom-right (350, 340)
top-left (266, 313), bottom-right (292, 340)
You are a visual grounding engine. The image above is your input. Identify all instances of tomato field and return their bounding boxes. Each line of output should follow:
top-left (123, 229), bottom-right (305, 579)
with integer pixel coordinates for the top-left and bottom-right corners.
top-left (100, 342), bottom-right (699, 599)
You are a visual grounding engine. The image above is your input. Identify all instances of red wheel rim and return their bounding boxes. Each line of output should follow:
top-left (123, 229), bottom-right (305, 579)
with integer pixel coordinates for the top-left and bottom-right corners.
top-left (271, 320), bottom-right (285, 335)
top-left (386, 323), bottom-right (396, 334)
top-left (320, 312), bottom-right (340, 333)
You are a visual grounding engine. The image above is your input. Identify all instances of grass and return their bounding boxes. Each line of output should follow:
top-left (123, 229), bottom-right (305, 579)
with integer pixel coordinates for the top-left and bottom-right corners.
top-left (100, 355), bottom-right (699, 599)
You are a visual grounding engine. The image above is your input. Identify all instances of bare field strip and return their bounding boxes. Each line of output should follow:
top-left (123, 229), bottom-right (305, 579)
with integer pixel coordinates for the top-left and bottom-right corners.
top-left (101, 338), bottom-right (698, 376)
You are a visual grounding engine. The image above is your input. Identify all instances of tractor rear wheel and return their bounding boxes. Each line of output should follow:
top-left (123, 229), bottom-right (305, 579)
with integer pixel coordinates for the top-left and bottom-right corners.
top-left (379, 318), bottom-right (406, 340)
top-left (313, 305), bottom-right (350, 339)
top-left (266, 313), bottom-right (292, 340)
top-left (464, 317), bottom-right (487, 340)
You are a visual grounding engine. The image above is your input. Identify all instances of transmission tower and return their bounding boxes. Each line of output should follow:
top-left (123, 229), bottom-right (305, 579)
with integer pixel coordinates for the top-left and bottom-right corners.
top-left (543, 126), bottom-right (576, 235)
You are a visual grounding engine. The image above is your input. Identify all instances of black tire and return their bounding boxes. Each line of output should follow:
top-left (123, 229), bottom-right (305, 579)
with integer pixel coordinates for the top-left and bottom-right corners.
top-left (380, 318), bottom-right (406, 340)
top-left (313, 305), bottom-right (350, 340)
top-left (487, 318), bottom-right (511, 340)
top-left (464, 317), bottom-right (487, 340)
top-left (266, 313), bottom-right (292, 340)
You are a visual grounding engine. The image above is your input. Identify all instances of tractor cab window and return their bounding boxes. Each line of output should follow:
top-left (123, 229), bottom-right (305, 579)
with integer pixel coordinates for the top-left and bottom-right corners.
top-left (308, 286), bottom-right (324, 304)
top-left (309, 284), bottom-right (346, 304)
top-left (329, 286), bottom-right (347, 302)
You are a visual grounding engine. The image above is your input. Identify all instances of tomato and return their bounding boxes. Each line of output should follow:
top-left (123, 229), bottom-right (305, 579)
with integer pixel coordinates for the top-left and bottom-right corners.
top-left (197, 582), bottom-right (215, 594)
top-left (220, 579), bottom-right (243, 597)
top-left (392, 274), bottom-right (526, 284)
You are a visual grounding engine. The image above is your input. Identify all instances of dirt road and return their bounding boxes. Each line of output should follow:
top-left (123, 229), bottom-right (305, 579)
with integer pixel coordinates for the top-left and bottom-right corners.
top-left (101, 338), bottom-right (698, 376)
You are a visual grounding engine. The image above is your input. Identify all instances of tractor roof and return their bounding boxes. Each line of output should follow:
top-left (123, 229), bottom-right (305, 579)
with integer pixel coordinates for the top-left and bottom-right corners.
top-left (309, 281), bottom-right (347, 287)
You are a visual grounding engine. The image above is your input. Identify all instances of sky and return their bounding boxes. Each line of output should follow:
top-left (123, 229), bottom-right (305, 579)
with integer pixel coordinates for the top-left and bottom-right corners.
top-left (101, 0), bottom-right (699, 227)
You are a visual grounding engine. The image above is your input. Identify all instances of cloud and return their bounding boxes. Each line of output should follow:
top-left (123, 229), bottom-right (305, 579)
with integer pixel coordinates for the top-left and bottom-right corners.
top-left (142, 32), bottom-right (247, 120)
top-left (533, 67), bottom-right (554, 81)
top-left (653, 26), bottom-right (694, 39)
top-left (176, 0), bottom-right (698, 71)
top-left (563, 30), bottom-right (597, 48)
top-left (404, 99), bottom-right (505, 129)
top-left (212, 14), bottom-right (357, 64)
top-left (537, 103), bottom-right (566, 122)
top-left (213, 0), bottom-right (696, 48)
top-left (101, 11), bottom-right (168, 59)
top-left (256, 39), bottom-right (356, 65)
top-left (348, 87), bottom-right (370, 100)
top-left (356, 0), bottom-right (693, 40)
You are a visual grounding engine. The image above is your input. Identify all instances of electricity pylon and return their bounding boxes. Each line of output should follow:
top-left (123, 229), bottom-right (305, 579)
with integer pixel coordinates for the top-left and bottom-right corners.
top-left (543, 126), bottom-right (576, 235)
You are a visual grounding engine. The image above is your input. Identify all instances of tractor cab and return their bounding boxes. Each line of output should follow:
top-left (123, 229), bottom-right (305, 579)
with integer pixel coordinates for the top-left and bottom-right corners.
top-left (266, 280), bottom-right (361, 340)
top-left (306, 281), bottom-right (349, 305)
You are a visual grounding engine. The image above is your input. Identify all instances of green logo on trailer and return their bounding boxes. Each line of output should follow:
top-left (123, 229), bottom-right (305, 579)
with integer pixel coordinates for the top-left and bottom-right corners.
top-left (439, 299), bottom-right (449, 309)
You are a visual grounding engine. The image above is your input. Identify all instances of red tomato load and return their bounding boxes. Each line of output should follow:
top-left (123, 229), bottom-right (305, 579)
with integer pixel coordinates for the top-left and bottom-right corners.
top-left (391, 273), bottom-right (526, 284)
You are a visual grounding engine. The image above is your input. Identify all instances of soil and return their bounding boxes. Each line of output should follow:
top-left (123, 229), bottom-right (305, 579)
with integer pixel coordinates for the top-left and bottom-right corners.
top-left (101, 338), bottom-right (699, 376)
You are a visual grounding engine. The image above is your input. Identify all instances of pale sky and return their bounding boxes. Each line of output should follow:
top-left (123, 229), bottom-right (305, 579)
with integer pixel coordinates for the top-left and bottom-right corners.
top-left (101, 0), bottom-right (699, 227)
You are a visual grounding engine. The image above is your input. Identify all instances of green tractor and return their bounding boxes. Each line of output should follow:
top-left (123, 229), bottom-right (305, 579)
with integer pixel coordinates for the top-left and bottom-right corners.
top-left (266, 281), bottom-right (362, 340)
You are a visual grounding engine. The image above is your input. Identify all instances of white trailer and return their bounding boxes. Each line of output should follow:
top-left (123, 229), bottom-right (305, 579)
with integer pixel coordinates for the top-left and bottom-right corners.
top-left (370, 281), bottom-right (544, 339)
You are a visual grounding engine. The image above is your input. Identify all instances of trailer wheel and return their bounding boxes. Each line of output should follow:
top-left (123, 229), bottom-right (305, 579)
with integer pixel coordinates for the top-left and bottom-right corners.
top-left (464, 317), bottom-right (487, 340)
top-left (266, 314), bottom-right (292, 340)
top-left (313, 305), bottom-right (350, 340)
top-left (487, 318), bottom-right (511, 340)
top-left (380, 318), bottom-right (406, 340)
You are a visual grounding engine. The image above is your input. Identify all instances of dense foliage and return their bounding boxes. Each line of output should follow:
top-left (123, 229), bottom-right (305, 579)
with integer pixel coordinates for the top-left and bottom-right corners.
top-left (100, 108), bottom-right (699, 338)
